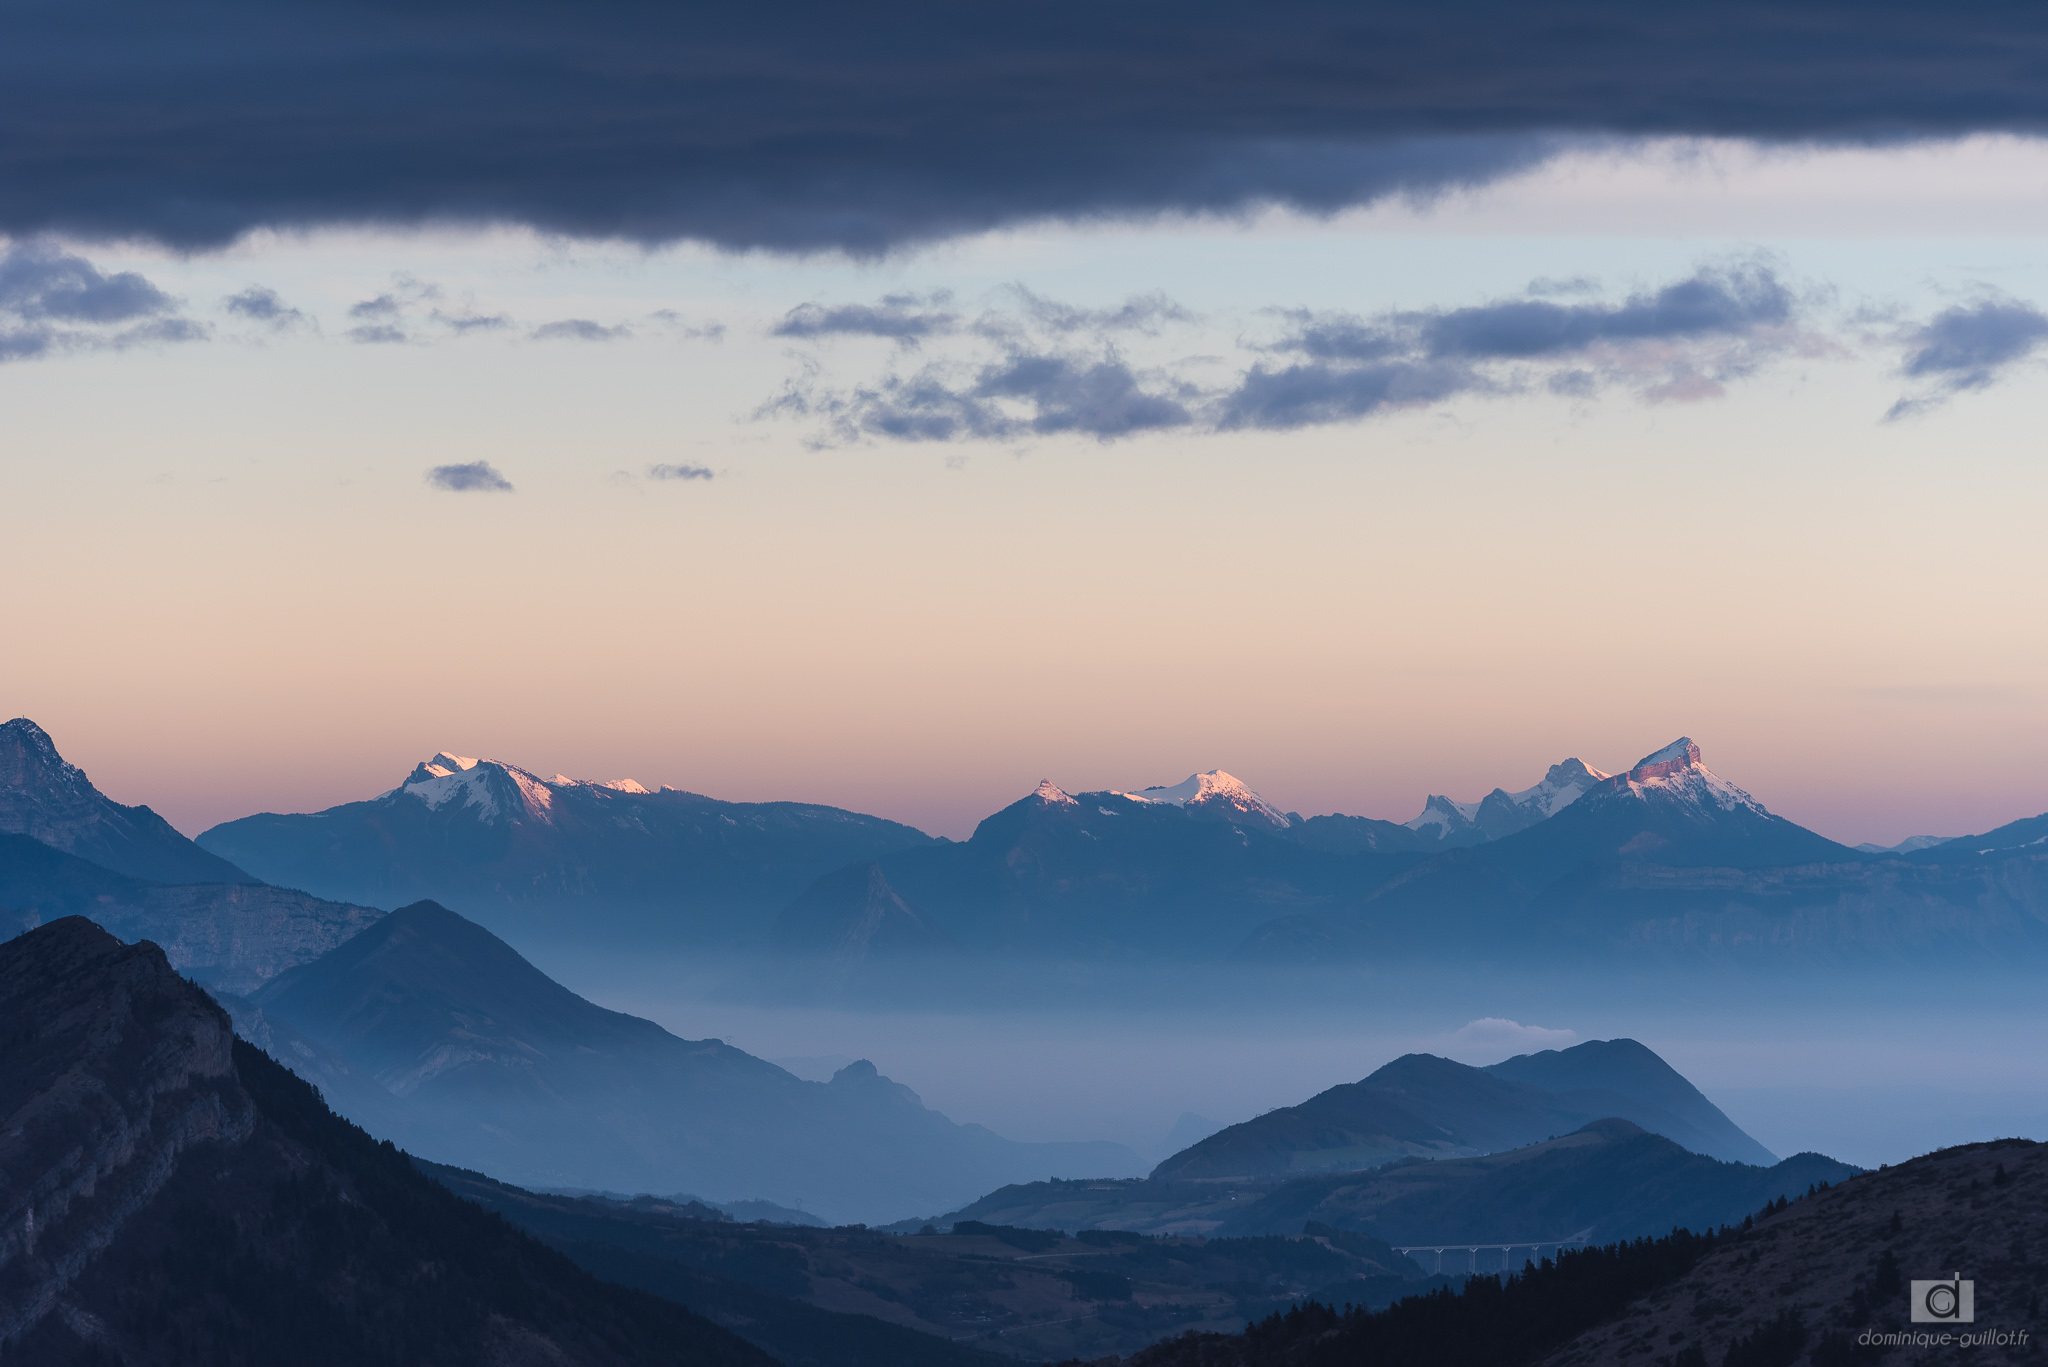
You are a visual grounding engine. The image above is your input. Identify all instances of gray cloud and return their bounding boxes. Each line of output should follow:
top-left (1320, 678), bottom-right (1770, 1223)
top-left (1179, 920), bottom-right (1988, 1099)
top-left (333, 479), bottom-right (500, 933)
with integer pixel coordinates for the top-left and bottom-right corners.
top-left (533, 318), bottom-right (631, 342)
top-left (9, 2), bottom-right (2048, 254)
top-left (649, 463), bottom-right (714, 481)
top-left (786, 350), bottom-right (1195, 444)
top-left (772, 266), bottom-right (1812, 443)
top-left (346, 323), bottom-right (407, 345)
top-left (426, 460), bottom-right (514, 492)
top-left (223, 285), bottom-right (306, 328)
top-left (1217, 359), bottom-right (1481, 430)
top-left (996, 288), bottom-right (1196, 337)
top-left (774, 293), bottom-right (959, 343)
top-left (1886, 298), bottom-right (2048, 420)
top-left (0, 241), bottom-right (201, 361)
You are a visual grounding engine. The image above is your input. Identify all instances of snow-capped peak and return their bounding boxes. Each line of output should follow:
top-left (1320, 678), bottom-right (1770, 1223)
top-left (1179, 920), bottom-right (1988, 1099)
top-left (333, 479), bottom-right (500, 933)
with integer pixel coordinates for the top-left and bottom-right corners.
top-left (408, 752), bottom-right (480, 784)
top-left (548, 774), bottom-right (651, 793)
top-left (1117, 770), bottom-right (1292, 829)
top-left (1030, 779), bottom-right (1078, 806)
top-left (391, 753), bottom-right (555, 824)
top-left (1617, 738), bottom-right (1764, 814)
top-left (1631, 737), bottom-right (1701, 774)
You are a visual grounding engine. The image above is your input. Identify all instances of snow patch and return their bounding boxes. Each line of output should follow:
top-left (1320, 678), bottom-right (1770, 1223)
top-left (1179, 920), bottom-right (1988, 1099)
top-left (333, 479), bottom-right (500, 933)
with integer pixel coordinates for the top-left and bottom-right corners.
top-left (1405, 758), bottom-right (1610, 836)
top-left (1114, 770), bottom-right (1291, 829)
top-left (1031, 779), bottom-right (1078, 806)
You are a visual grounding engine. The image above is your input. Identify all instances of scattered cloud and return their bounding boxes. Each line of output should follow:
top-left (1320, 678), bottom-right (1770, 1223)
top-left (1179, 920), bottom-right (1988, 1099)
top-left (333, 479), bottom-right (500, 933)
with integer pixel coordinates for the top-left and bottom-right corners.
top-left (223, 285), bottom-right (306, 329)
top-left (0, 241), bottom-right (203, 361)
top-left (432, 308), bottom-right (511, 333)
top-left (1885, 298), bottom-right (2048, 420)
top-left (345, 275), bottom-right (508, 343)
top-left (1439, 1017), bottom-right (1579, 1062)
top-left (426, 461), bottom-right (514, 492)
top-left (532, 318), bottom-right (631, 342)
top-left (768, 265), bottom-right (1821, 444)
top-left (648, 463), bottom-right (714, 481)
top-left (645, 311), bottom-right (725, 342)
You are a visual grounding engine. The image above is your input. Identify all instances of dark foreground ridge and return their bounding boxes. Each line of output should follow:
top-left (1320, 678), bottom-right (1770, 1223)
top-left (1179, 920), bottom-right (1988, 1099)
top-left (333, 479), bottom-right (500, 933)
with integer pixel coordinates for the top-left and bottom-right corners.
top-left (1088, 1136), bottom-right (2048, 1367)
top-left (0, 916), bottom-right (774, 1366)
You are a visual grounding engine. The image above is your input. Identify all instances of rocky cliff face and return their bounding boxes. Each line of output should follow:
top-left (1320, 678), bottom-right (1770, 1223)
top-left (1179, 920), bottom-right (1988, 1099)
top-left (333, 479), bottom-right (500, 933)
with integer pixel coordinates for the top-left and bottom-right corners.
top-left (0, 832), bottom-right (384, 995)
top-left (0, 917), bottom-right (255, 1343)
top-left (0, 916), bottom-right (777, 1365)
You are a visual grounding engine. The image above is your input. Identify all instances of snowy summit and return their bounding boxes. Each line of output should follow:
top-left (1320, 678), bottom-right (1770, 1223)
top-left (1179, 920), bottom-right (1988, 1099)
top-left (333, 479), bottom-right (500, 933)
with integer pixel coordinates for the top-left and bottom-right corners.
top-left (1117, 770), bottom-right (1292, 830)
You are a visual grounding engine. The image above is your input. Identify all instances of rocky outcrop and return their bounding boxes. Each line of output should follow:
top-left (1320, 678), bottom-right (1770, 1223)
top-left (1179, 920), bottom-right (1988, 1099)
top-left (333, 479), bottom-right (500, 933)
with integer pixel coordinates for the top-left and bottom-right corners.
top-left (0, 917), bottom-right (255, 1342)
top-left (0, 832), bottom-right (383, 994)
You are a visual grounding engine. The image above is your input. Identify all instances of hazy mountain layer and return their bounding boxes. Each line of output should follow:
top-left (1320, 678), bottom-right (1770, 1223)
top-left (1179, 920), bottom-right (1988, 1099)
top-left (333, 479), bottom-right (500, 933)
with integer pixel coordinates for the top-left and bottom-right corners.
top-left (242, 901), bottom-right (1144, 1222)
top-left (0, 916), bottom-right (765, 1366)
top-left (0, 831), bottom-right (382, 993)
top-left (1155, 1040), bottom-right (1774, 1179)
top-left (199, 749), bottom-right (936, 947)
top-left (1214, 1119), bottom-right (1856, 1244)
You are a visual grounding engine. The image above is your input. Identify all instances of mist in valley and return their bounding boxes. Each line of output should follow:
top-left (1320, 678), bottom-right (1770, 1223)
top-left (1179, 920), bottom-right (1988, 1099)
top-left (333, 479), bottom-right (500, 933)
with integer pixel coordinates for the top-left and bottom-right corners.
top-left (529, 944), bottom-right (2048, 1192)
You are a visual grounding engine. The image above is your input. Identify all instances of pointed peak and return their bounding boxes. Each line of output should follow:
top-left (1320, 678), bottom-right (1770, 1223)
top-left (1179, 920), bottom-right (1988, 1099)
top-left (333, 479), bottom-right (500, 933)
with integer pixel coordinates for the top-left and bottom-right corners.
top-left (1117, 770), bottom-right (1290, 829)
top-left (1630, 737), bottom-right (1701, 774)
top-left (1030, 779), bottom-right (1077, 806)
top-left (406, 752), bottom-right (480, 784)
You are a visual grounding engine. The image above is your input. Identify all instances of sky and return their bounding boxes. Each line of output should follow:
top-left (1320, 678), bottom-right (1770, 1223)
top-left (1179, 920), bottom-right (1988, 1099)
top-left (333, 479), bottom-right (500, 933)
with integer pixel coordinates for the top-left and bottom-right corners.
top-left (6, 4), bottom-right (2048, 847)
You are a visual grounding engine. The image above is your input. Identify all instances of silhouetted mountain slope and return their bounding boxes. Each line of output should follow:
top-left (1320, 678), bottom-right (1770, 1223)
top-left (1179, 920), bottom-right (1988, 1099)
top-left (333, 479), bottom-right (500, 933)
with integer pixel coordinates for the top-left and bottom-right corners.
top-left (1483, 1038), bottom-right (1775, 1167)
top-left (1543, 1137), bottom-right (2047, 1367)
top-left (1153, 1042), bottom-right (1774, 1179)
top-left (0, 916), bottom-right (772, 1366)
top-left (198, 750), bottom-right (934, 948)
top-left (244, 901), bottom-right (1143, 1222)
top-left (425, 1162), bottom-right (1015, 1367)
top-left (0, 716), bottom-right (254, 884)
top-left (0, 830), bottom-right (382, 992)
top-left (1121, 1227), bottom-right (1721, 1367)
top-left (1214, 1120), bottom-right (1855, 1244)
top-left (430, 1162), bottom-right (1433, 1361)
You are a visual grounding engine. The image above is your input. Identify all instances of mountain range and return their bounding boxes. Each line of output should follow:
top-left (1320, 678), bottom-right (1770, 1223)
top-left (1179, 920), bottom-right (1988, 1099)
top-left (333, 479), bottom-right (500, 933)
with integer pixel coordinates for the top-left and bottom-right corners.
top-left (198, 750), bottom-right (935, 948)
top-left (232, 898), bottom-right (1145, 1223)
top-left (15, 716), bottom-right (2048, 969)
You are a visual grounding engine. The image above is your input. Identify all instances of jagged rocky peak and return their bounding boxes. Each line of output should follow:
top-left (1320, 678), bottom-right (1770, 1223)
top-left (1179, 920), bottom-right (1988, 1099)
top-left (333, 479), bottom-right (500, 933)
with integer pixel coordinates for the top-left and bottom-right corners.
top-left (0, 718), bottom-right (255, 885)
top-left (1612, 737), bottom-right (1766, 814)
top-left (1405, 755), bottom-right (1611, 843)
top-left (1030, 778), bottom-right (1078, 806)
top-left (1629, 736), bottom-right (1703, 780)
top-left (1, 716), bottom-right (104, 817)
top-left (392, 750), bottom-right (555, 823)
top-left (406, 751), bottom-right (480, 783)
top-left (1120, 769), bottom-right (1292, 830)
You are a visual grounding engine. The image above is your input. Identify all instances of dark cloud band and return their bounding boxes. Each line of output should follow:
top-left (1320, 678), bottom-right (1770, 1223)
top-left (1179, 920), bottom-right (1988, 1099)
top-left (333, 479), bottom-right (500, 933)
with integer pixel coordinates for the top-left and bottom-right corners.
top-left (4, 1), bottom-right (2048, 252)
